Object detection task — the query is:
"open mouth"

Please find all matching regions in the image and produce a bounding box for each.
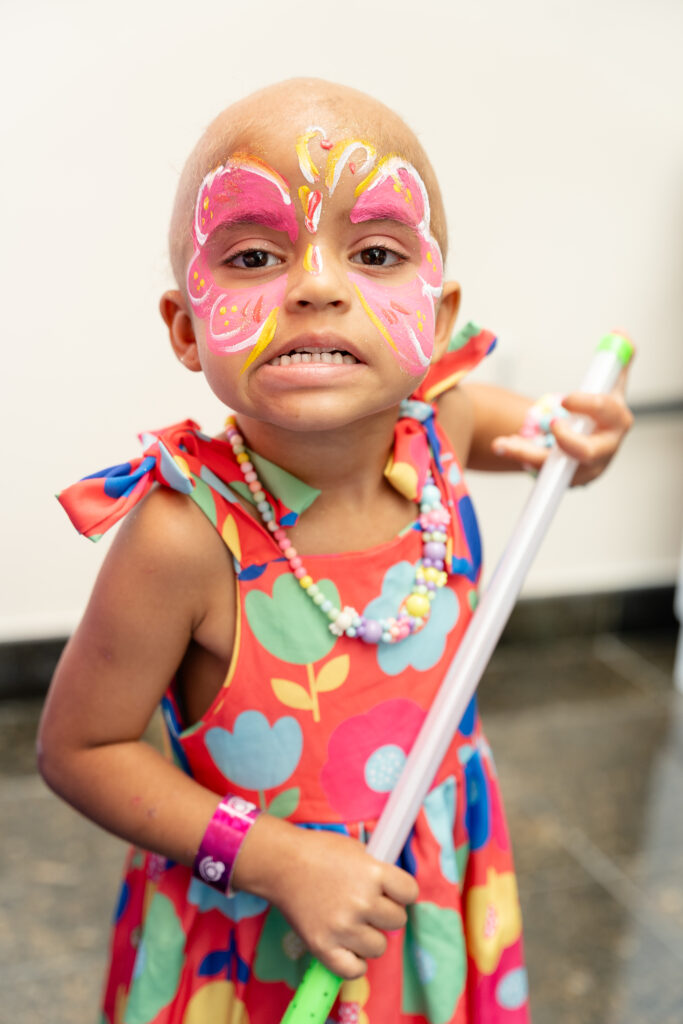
[267,347,359,366]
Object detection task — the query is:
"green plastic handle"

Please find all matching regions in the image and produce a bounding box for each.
[280,959,342,1023]
[596,330,634,366]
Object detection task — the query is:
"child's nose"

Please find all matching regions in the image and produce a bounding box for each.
[284,248,353,313]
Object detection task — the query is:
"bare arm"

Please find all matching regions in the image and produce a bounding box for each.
[38,487,417,978]
[38,487,235,864]
[438,373,634,485]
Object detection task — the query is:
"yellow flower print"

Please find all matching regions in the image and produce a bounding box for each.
[338,974,370,1023]
[465,868,522,975]
[182,980,250,1024]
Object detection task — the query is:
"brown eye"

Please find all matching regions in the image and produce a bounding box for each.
[351,247,402,267]
[228,250,280,269]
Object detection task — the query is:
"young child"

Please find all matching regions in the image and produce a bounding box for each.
[39,78,633,1024]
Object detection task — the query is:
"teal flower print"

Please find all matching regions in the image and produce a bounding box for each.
[125,893,185,1023]
[402,901,466,1023]
[187,879,268,921]
[363,561,459,675]
[423,775,469,885]
[253,906,310,989]
[205,711,302,815]
[245,573,340,665]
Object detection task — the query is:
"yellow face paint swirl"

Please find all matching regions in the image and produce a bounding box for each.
[295,126,327,183]
[353,283,397,352]
[239,308,279,374]
[324,139,377,194]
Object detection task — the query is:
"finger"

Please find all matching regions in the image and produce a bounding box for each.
[551,419,623,464]
[562,391,633,430]
[382,865,420,906]
[491,435,550,470]
[349,924,388,961]
[366,894,408,933]
[324,947,367,981]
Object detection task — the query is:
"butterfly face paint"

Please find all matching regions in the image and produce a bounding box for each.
[187,157,298,370]
[186,140,443,380]
[349,156,443,375]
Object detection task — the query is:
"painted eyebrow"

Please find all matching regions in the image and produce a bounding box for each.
[349,204,420,231]
[205,209,294,232]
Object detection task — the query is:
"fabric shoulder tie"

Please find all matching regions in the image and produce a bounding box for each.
[412,322,496,403]
[57,419,299,544]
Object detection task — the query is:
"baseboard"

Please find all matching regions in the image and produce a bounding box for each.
[502,585,677,643]
[0,586,677,699]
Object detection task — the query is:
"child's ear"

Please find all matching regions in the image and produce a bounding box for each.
[159,290,202,372]
[433,281,461,361]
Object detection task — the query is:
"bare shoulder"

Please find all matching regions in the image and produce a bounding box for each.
[434,385,476,468]
[93,484,237,659]
[41,487,236,749]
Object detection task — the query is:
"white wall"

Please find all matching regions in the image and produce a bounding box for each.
[2,0,682,640]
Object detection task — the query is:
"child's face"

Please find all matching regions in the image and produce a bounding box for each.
[169,119,459,433]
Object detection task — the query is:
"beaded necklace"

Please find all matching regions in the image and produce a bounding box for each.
[225,418,450,645]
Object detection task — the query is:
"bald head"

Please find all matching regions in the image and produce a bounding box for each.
[169,78,448,287]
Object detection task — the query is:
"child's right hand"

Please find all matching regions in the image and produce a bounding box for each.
[232,813,419,979]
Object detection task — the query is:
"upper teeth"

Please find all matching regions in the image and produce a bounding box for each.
[268,349,358,366]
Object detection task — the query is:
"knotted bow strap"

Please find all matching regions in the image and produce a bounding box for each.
[387,322,497,501]
[414,322,497,404]
[57,419,301,544]
[386,400,440,503]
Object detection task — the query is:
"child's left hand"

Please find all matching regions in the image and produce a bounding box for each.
[492,379,634,487]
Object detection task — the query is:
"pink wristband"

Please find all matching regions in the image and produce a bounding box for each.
[193,795,260,894]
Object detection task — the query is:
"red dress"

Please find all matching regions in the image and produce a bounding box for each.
[59,325,529,1024]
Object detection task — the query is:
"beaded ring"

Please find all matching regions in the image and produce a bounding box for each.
[520,393,568,448]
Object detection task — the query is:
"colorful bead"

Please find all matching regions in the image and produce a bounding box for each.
[405,593,431,618]
[225,416,452,646]
[361,619,383,644]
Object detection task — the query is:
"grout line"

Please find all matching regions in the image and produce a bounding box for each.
[555,818,683,965]
[593,634,676,697]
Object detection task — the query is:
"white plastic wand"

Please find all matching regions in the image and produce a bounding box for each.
[281,331,634,1023]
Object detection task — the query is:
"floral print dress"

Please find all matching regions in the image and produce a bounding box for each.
[59,325,530,1024]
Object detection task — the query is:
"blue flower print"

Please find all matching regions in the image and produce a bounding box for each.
[188,878,268,921]
[464,749,490,851]
[458,696,476,738]
[199,932,250,984]
[205,711,302,791]
[363,561,459,676]
[423,776,459,884]
[496,967,529,1010]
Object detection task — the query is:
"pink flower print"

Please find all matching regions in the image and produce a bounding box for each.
[320,699,426,820]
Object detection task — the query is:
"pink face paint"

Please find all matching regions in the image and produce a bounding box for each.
[299,186,323,233]
[303,244,323,275]
[349,157,444,375]
[188,157,297,360]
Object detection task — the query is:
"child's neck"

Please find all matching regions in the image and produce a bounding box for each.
[235,407,399,501]
[234,407,415,554]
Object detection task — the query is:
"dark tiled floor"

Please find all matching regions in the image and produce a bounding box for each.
[1,627,681,1023]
